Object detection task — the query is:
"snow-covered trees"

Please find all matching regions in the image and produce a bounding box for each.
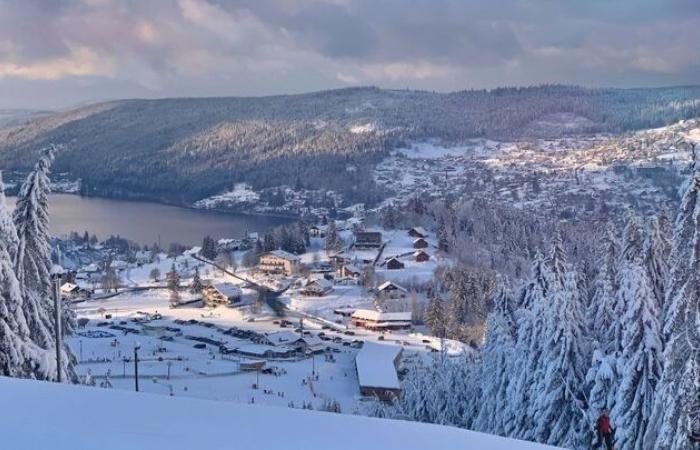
[324,220,341,253]
[189,267,204,294]
[612,263,662,450]
[530,270,588,448]
[0,150,76,381]
[647,151,700,450]
[13,149,56,350]
[373,352,480,430]
[473,282,516,436]
[200,235,217,260]
[166,263,181,305]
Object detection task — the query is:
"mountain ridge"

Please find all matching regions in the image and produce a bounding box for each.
[0,85,699,206]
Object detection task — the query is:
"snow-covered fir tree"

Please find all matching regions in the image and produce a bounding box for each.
[474,281,517,436]
[612,263,662,450]
[646,145,700,450]
[586,227,620,348]
[372,352,480,430]
[12,149,56,350]
[643,216,669,313]
[530,270,589,448]
[11,148,76,381]
[504,252,549,439]
[621,211,644,265]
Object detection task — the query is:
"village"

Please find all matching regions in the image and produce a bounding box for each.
[58,220,465,413]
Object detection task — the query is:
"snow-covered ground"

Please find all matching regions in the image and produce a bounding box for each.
[0,377,562,450]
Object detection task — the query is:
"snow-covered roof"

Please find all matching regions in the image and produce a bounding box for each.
[209,282,242,298]
[265,331,303,346]
[304,278,333,289]
[376,281,407,292]
[0,378,560,450]
[409,226,428,236]
[351,309,412,322]
[234,343,280,356]
[413,250,430,257]
[262,250,301,261]
[355,342,402,390]
[60,282,79,293]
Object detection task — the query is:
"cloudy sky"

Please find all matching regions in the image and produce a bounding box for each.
[0,0,698,109]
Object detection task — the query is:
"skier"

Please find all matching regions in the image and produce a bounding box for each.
[596,409,615,450]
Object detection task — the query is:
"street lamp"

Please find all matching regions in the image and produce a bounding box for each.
[50,264,64,382]
[134,343,141,392]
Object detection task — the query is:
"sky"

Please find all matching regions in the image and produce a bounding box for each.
[0,0,698,109]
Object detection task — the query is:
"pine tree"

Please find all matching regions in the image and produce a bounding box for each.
[621,211,644,264]
[325,220,341,253]
[643,216,669,313]
[474,281,516,436]
[13,148,56,350]
[166,263,181,305]
[612,263,662,450]
[505,252,549,439]
[425,297,446,338]
[585,349,618,443]
[189,267,204,294]
[530,271,588,448]
[200,235,217,260]
[647,148,700,450]
[586,228,619,347]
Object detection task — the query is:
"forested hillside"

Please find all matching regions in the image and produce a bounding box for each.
[0,85,699,205]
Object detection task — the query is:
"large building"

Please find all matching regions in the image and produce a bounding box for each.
[351,309,412,331]
[202,282,242,307]
[353,230,382,249]
[258,250,301,276]
[355,342,403,401]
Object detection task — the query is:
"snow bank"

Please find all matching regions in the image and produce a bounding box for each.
[0,377,560,450]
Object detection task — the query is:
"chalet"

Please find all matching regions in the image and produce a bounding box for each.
[60,282,81,298]
[338,264,362,278]
[351,309,412,331]
[202,282,242,307]
[407,227,428,238]
[258,250,301,276]
[355,342,403,402]
[353,230,382,249]
[299,278,334,297]
[414,250,430,262]
[385,257,405,270]
[376,281,407,299]
[412,238,429,249]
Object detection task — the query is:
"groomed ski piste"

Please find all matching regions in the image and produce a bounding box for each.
[0,377,562,450]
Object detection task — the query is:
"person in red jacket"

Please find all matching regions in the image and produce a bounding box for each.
[596,409,615,450]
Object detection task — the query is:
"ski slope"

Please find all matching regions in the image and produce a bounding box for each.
[0,377,561,450]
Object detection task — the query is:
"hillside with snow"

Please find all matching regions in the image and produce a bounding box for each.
[0,377,560,450]
[0,85,698,206]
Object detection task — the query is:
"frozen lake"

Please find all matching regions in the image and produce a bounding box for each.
[6,193,292,246]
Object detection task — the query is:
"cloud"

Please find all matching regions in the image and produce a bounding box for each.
[0,0,698,108]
